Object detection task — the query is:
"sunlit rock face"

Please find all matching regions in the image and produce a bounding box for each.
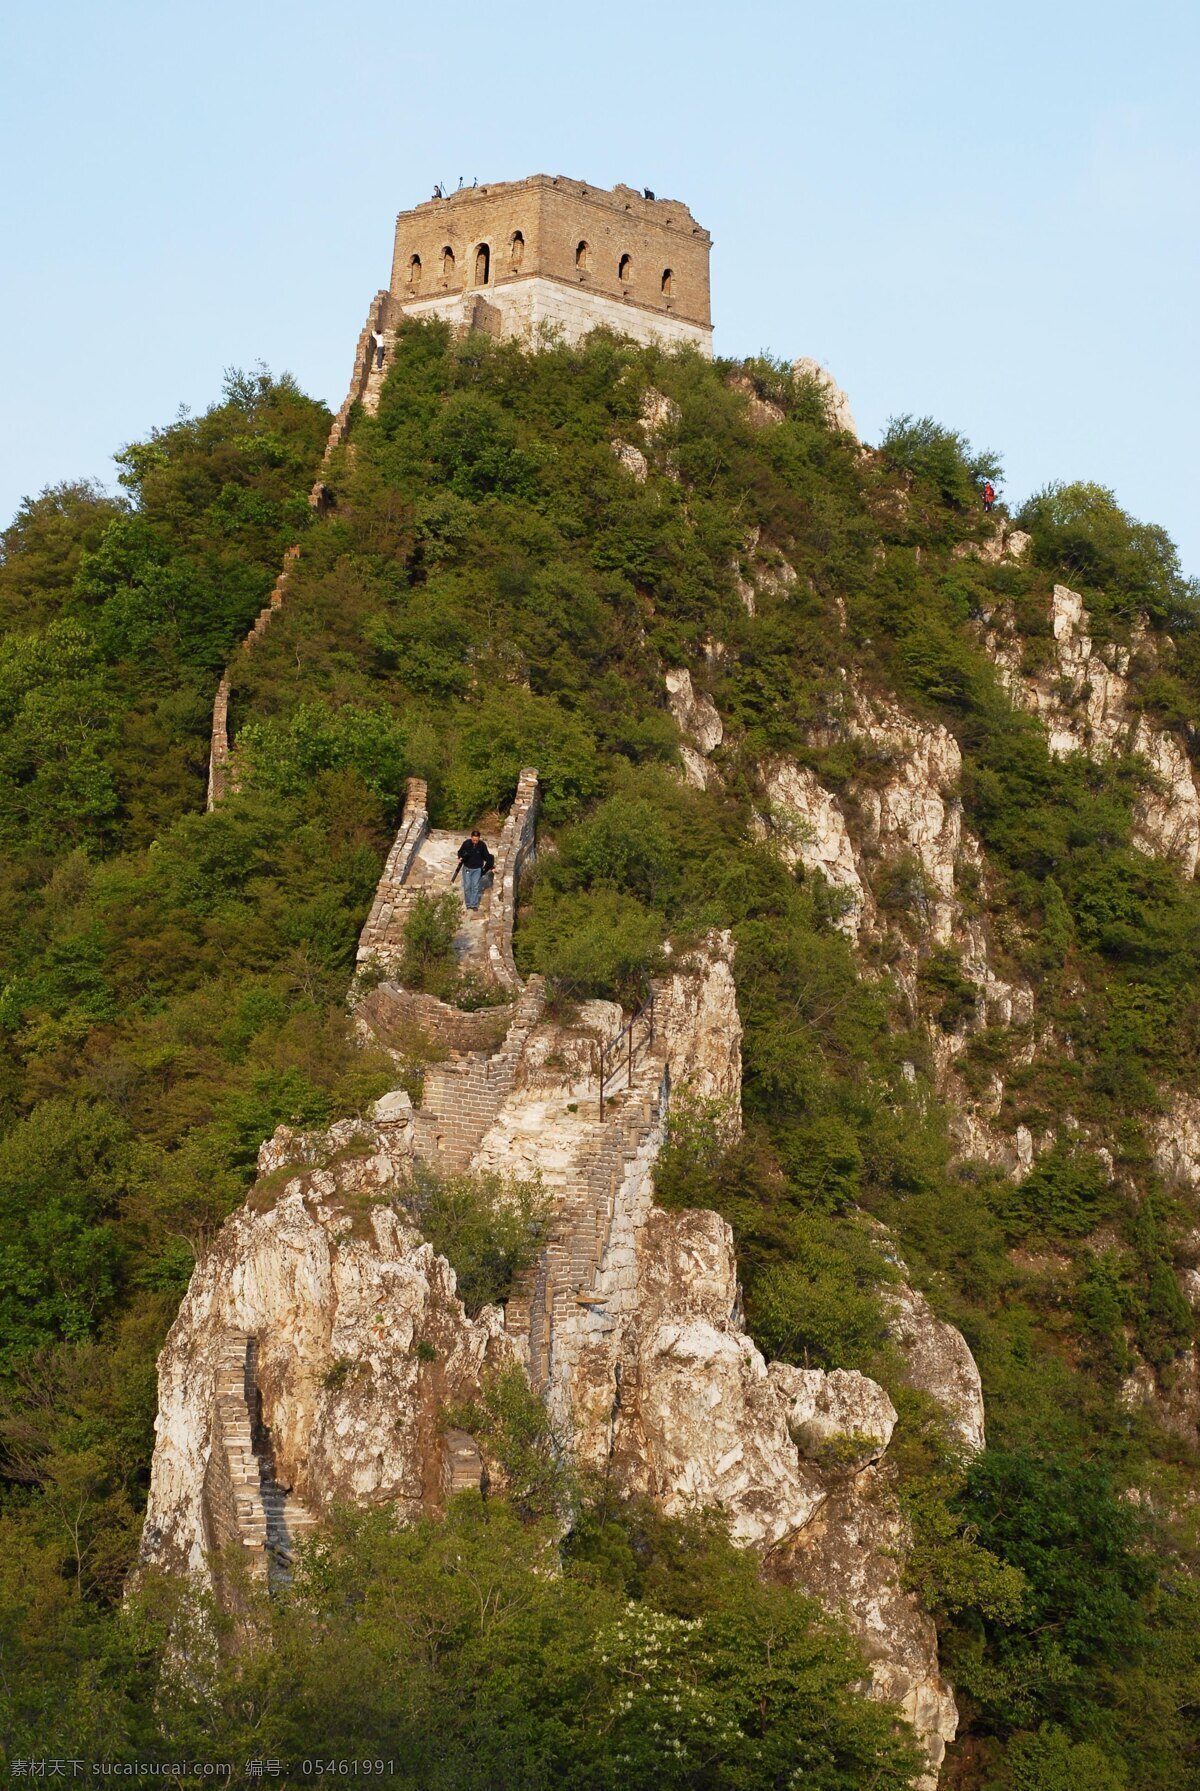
[141,911,971,1776]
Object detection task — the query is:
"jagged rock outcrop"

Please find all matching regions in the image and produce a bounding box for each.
[727,371,786,428]
[952,521,1031,566]
[665,666,723,788]
[846,691,968,948]
[657,928,742,1111]
[881,1281,986,1455]
[1151,1091,1200,1195]
[140,1106,513,1582]
[758,758,868,939]
[611,438,648,481]
[778,1478,958,1784]
[979,584,1200,875]
[733,525,798,616]
[754,685,1034,1175]
[792,356,859,439]
[608,1206,829,1546]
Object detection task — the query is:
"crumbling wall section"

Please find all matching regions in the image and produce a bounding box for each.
[411,980,547,1171]
[207,677,233,813]
[484,767,540,988]
[203,543,302,810]
[355,777,431,969]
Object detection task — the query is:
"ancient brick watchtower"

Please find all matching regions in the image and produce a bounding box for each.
[388,175,712,355]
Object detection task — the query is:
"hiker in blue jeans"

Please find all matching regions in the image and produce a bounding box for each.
[456,829,494,910]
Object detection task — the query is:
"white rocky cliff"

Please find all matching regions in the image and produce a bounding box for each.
[978,582,1200,875]
[753,679,1035,1175]
[140,772,981,1782]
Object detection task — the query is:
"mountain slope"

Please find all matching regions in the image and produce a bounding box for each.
[1,325,1198,1787]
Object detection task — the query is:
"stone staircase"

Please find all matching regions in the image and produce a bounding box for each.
[204,1334,319,1591]
[356,770,538,988]
[502,1042,670,1395]
[412,979,548,1172]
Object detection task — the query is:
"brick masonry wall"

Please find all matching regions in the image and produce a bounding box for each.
[207,677,232,813]
[355,777,431,968]
[484,767,541,989]
[205,282,401,810]
[356,983,514,1056]
[411,980,547,1173]
[200,1334,269,1582]
[390,176,710,329]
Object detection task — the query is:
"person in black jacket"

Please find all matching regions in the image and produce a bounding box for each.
[456,829,494,911]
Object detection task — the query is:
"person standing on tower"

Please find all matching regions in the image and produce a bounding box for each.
[455,829,495,911]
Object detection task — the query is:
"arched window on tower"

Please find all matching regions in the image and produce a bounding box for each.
[408,254,422,290]
[661,267,673,296]
[576,239,590,271]
[618,253,633,285]
[441,245,456,280]
[474,242,490,286]
[510,230,525,270]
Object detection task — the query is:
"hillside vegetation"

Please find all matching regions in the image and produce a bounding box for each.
[1,326,1199,1787]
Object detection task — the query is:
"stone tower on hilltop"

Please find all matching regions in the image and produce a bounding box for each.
[387,175,712,355]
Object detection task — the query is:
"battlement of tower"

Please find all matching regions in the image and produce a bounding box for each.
[387,174,713,355]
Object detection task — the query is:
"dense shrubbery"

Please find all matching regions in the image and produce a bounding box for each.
[0,1491,922,1788]
[401,1167,549,1315]
[1,323,1199,1784]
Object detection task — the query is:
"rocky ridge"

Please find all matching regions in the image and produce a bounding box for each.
[141,771,982,1783]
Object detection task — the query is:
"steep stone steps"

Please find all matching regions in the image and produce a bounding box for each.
[202,1334,319,1592]
[503,1050,668,1392]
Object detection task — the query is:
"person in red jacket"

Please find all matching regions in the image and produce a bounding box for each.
[983,480,996,514]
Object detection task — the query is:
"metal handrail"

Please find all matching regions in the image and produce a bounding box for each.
[598,983,656,1117]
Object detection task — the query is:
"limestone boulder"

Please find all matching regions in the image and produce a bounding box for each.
[792,357,859,439]
[881,1280,986,1455]
[665,666,723,756]
[758,758,868,938]
[770,1363,897,1467]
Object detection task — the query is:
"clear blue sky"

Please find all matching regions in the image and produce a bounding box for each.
[3,0,1197,573]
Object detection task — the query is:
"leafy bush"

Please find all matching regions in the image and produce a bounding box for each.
[919,946,979,1031]
[952,1450,1155,1729]
[402,1165,549,1315]
[517,887,664,1003]
[988,1140,1118,1242]
[398,890,460,995]
[997,1726,1128,1791]
[748,1219,889,1371]
[1018,480,1196,630]
[881,414,1002,509]
[238,701,408,802]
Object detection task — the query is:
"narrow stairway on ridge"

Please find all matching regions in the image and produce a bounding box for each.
[403,826,495,975]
